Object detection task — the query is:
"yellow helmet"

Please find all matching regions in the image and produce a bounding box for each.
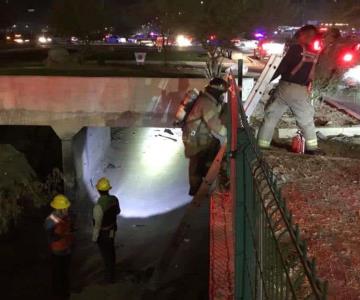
[96,177,112,191]
[51,194,71,210]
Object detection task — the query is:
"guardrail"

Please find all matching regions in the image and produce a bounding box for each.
[228,70,328,300]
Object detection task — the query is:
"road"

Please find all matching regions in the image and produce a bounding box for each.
[0,43,263,74]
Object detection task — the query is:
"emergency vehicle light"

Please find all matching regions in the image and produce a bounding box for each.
[343,52,354,63]
[312,40,322,52]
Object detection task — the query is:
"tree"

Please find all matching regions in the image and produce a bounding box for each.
[131,0,298,75]
[182,0,298,77]
[131,0,185,62]
[323,0,360,26]
[336,0,360,26]
[51,0,105,42]
[245,0,300,30]
[0,145,63,235]
[0,2,16,29]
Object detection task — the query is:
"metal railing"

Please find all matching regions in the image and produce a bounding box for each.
[228,72,328,300]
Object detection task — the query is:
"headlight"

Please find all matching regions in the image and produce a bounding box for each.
[38,36,47,44]
[344,65,360,83]
[176,35,192,47]
[262,42,285,55]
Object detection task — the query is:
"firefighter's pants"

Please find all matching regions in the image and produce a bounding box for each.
[258,81,318,150]
[188,140,220,196]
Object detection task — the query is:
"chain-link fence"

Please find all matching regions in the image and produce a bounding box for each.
[228,74,328,300]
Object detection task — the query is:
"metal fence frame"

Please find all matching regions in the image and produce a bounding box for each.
[228,68,328,300]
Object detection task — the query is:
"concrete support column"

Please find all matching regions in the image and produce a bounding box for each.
[61,138,76,198]
[52,124,82,198]
[72,127,111,200]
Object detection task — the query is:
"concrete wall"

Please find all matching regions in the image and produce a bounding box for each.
[0,76,208,130]
[73,127,111,189]
[72,127,111,232]
[0,76,207,196]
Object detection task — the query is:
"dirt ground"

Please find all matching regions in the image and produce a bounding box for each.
[252,89,360,299]
[264,139,360,300]
[252,101,360,129]
[0,144,55,300]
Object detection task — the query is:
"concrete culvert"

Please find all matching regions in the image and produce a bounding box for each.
[63,127,210,299]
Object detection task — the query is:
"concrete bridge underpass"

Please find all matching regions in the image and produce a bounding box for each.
[0,75,215,299]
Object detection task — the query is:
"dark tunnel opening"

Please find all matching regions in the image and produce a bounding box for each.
[0,125,62,179]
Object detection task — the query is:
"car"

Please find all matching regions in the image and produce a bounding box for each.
[137,39,156,47]
[335,38,360,87]
[255,39,286,59]
[7,33,32,44]
[37,35,53,45]
[104,34,127,44]
[233,39,258,53]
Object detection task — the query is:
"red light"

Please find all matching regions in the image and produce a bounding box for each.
[319,27,328,32]
[343,52,354,63]
[313,40,322,52]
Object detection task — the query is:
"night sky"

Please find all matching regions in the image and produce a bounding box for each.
[0,0,350,29]
[1,0,138,21]
[0,0,131,28]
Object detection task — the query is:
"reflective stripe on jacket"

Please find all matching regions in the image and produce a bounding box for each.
[182,92,227,157]
[45,213,73,254]
[92,195,121,242]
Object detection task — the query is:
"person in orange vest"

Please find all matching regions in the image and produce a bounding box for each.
[92,178,121,284]
[44,194,74,299]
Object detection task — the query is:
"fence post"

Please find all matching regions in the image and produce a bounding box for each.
[234,59,252,300]
[235,128,253,300]
[238,59,243,103]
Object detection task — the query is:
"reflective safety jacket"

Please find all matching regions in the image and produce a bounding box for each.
[45,213,74,255]
[92,195,121,242]
[273,44,319,86]
[182,92,227,158]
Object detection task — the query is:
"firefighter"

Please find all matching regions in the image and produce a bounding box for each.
[258,25,324,155]
[44,194,74,299]
[92,177,121,283]
[182,78,228,196]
